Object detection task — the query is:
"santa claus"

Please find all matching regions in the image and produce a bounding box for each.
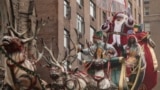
[101,12,134,55]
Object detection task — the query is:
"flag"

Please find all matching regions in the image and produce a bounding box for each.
[96,0,128,13]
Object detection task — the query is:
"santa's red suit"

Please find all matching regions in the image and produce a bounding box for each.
[135,32,158,90]
[101,13,134,56]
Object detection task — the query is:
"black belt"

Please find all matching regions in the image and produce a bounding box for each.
[109,32,127,36]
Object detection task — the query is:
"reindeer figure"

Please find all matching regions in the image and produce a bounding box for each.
[0,27,50,90]
[41,39,88,90]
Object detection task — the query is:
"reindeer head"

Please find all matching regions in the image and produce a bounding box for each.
[41,36,78,81]
[2,35,24,53]
[49,65,65,80]
[2,26,35,54]
[2,19,47,54]
[44,56,67,81]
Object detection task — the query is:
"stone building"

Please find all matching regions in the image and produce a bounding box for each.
[144,0,160,89]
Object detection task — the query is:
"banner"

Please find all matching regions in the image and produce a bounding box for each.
[96,0,128,13]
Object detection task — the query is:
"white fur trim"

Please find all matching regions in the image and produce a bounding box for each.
[101,24,110,32]
[117,13,126,17]
[125,19,134,28]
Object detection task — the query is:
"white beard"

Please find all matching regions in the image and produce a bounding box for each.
[112,19,125,46]
[114,19,125,32]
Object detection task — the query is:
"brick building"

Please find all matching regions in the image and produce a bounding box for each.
[34,0,144,82]
[35,0,144,60]
[144,0,160,89]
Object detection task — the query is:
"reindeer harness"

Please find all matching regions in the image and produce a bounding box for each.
[0,47,45,90]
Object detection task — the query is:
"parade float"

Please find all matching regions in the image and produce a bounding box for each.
[0,0,158,90]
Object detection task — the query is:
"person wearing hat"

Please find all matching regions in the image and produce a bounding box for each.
[101,12,134,56]
[123,35,146,90]
[134,30,158,90]
[126,24,158,89]
[79,31,117,58]
[132,24,142,34]
[77,31,131,89]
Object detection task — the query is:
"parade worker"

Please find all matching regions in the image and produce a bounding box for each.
[79,31,118,59]
[78,31,128,90]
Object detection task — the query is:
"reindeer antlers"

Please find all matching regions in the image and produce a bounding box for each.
[41,39,64,72]
[7,18,49,44]
[7,25,27,38]
[41,28,83,72]
[33,45,44,64]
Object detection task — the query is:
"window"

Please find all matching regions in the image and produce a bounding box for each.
[90,27,95,42]
[77,45,82,60]
[139,0,141,7]
[77,0,83,6]
[136,0,139,6]
[90,1,96,18]
[135,9,136,20]
[144,7,149,15]
[64,29,69,48]
[128,2,133,14]
[76,14,84,34]
[103,12,106,23]
[127,2,132,15]
[138,14,141,24]
[144,23,150,31]
[64,0,71,18]
[144,0,149,4]
[0,13,1,32]
[64,0,68,17]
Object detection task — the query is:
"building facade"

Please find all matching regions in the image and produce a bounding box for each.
[35,0,144,58]
[144,0,160,89]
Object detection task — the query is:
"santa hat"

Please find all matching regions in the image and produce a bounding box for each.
[127,35,138,43]
[93,31,103,40]
[117,13,125,18]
